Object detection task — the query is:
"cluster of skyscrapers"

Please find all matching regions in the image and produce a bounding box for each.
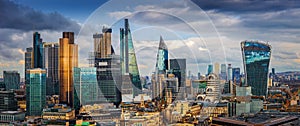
[0,16,280,125]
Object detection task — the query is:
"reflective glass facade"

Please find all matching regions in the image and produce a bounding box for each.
[33,32,43,68]
[241,41,271,96]
[26,68,46,116]
[59,32,78,107]
[73,67,98,110]
[207,65,213,75]
[156,36,168,74]
[120,19,142,97]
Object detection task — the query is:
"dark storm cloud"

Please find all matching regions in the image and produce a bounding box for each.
[0,0,80,32]
[191,0,300,13]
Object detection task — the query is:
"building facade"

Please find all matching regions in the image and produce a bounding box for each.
[33,32,43,68]
[59,32,78,107]
[3,71,20,90]
[120,19,142,97]
[26,68,46,116]
[73,67,98,110]
[0,91,18,111]
[241,41,271,96]
[43,42,59,95]
[25,47,33,85]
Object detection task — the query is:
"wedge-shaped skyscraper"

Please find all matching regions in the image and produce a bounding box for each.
[120,19,142,97]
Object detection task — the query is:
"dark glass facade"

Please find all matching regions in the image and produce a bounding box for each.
[43,43,59,95]
[232,68,240,85]
[3,71,20,90]
[241,41,271,96]
[33,32,43,68]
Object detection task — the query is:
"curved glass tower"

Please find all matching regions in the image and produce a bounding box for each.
[241,41,271,96]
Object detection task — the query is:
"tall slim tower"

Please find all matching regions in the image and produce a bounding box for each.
[207,65,213,75]
[120,19,142,97]
[59,32,78,107]
[43,42,59,95]
[25,47,33,85]
[214,62,220,75]
[241,41,271,96]
[220,64,227,80]
[33,32,43,68]
[26,68,46,116]
[156,36,168,75]
[227,64,232,81]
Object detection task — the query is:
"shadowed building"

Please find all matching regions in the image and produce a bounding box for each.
[43,42,59,95]
[59,32,78,107]
[3,71,20,90]
[33,32,43,68]
[241,41,271,96]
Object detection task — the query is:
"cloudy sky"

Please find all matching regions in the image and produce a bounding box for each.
[0,0,300,78]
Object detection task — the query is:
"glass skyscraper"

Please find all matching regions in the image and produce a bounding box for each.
[33,32,43,68]
[156,36,168,75]
[59,32,78,107]
[220,64,227,80]
[26,68,46,116]
[92,27,121,106]
[207,64,213,75]
[241,41,271,96]
[43,42,59,95]
[120,19,142,97]
[232,68,241,85]
[73,67,98,110]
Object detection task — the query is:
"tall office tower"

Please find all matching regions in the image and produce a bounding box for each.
[93,28,112,58]
[3,71,20,90]
[26,68,46,116]
[59,32,78,107]
[169,59,186,99]
[120,19,142,97]
[214,62,220,75]
[232,68,241,85]
[152,36,169,99]
[220,64,227,80]
[43,42,59,95]
[33,32,43,68]
[241,41,271,96]
[227,64,232,81]
[155,36,168,75]
[205,73,220,103]
[25,47,33,84]
[73,67,98,110]
[92,27,121,106]
[207,64,213,75]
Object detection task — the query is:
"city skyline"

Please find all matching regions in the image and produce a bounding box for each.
[0,0,300,78]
